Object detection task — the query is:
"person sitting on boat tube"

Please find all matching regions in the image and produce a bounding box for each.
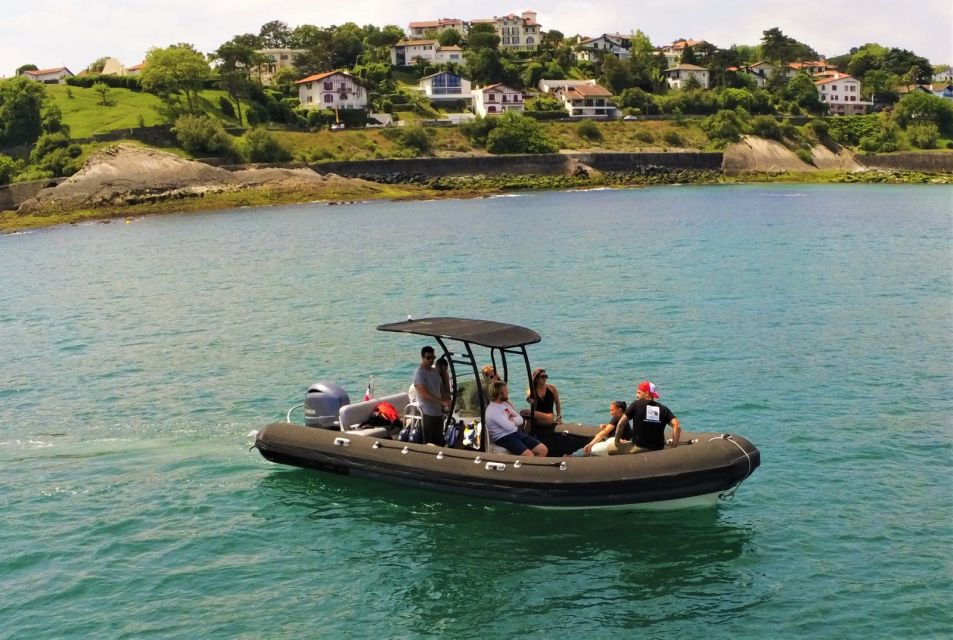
[522,368,562,432]
[569,400,627,457]
[611,381,681,454]
[486,380,548,457]
[413,346,449,445]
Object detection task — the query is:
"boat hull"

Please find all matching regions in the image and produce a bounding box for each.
[254,422,760,509]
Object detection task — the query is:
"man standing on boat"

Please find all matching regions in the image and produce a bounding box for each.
[612,381,681,454]
[413,346,447,445]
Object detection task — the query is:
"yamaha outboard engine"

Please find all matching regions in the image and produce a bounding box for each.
[303,381,350,428]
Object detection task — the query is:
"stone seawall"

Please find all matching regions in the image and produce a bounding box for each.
[856,152,953,172]
[0,178,66,212]
[312,152,724,179]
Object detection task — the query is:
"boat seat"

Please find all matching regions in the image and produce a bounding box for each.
[338,392,411,435]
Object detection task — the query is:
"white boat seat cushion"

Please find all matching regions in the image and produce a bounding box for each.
[338,392,411,432]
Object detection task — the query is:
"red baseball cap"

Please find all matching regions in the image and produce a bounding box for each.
[638,381,660,399]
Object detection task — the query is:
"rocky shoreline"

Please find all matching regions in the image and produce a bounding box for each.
[2,141,951,233]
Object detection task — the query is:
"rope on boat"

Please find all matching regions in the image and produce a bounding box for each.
[710,434,754,501]
[370,439,567,468]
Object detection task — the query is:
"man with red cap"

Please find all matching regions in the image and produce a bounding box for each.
[611,380,681,455]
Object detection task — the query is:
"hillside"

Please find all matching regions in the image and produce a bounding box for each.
[47,85,239,138]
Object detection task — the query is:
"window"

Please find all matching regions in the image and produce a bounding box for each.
[324,94,333,103]
[324,82,333,90]
[526,36,534,44]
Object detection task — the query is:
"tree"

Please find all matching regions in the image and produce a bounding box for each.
[437,29,463,47]
[0,76,48,145]
[761,27,816,64]
[140,44,211,113]
[599,55,634,94]
[259,20,292,48]
[92,82,111,106]
[172,113,237,157]
[485,111,558,154]
[212,37,259,125]
[15,64,37,76]
[785,73,822,113]
[467,23,500,50]
[88,57,110,73]
[541,29,564,49]
[892,92,953,134]
[680,46,697,65]
[465,48,504,85]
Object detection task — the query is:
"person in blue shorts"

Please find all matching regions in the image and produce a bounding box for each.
[485,380,548,457]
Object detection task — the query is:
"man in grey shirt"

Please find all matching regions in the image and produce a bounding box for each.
[413,346,447,444]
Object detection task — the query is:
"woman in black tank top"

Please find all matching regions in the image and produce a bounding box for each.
[525,368,562,430]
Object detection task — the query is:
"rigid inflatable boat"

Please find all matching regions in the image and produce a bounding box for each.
[255,318,760,509]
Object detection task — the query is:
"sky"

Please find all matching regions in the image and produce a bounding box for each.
[3,0,951,76]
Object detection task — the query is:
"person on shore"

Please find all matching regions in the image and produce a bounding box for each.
[612,381,680,454]
[524,368,562,432]
[570,400,627,457]
[412,346,447,445]
[485,380,548,457]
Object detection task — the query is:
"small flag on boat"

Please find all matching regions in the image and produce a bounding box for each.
[363,375,374,401]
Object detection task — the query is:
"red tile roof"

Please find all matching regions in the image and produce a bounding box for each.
[296,70,354,84]
[24,67,71,76]
[561,84,614,98]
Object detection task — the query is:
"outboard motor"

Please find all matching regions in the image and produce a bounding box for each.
[303,381,350,428]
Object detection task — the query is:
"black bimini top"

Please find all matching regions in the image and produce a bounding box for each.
[377,317,541,349]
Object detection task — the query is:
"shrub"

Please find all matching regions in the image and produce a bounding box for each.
[807,118,830,141]
[0,154,17,185]
[218,96,236,119]
[30,132,70,163]
[485,112,558,154]
[172,114,237,157]
[460,116,499,147]
[306,109,334,128]
[35,146,81,176]
[396,125,433,155]
[702,109,747,145]
[795,148,814,166]
[906,123,939,149]
[634,130,654,143]
[242,127,291,163]
[750,115,782,140]
[12,167,54,183]
[576,119,603,142]
[662,130,684,147]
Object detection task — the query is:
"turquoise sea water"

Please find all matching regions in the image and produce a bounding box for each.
[1,184,951,638]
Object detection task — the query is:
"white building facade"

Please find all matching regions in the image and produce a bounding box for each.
[815,74,870,115]
[473,83,524,116]
[419,71,472,102]
[664,64,710,90]
[296,71,367,110]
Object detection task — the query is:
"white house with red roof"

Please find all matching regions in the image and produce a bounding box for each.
[21,67,74,83]
[296,71,367,110]
[555,83,618,118]
[407,18,467,38]
[391,40,465,66]
[815,73,870,115]
[664,64,710,89]
[473,83,524,116]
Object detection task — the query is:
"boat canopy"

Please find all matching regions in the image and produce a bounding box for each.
[377,317,541,349]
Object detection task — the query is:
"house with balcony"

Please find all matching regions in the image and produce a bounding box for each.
[814,73,870,115]
[434,46,464,64]
[538,78,598,94]
[254,48,307,85]
[296,71,367,111]
[391,39,439,65]
[664,64,710,89]
[471,10,541,52]
[659,39,711,67]
[21,67,74,84]
[472,83,524,116]
[419,71,472,103]
[575,34,631,62]
[407,18,467,38]
[555,83,618,119]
